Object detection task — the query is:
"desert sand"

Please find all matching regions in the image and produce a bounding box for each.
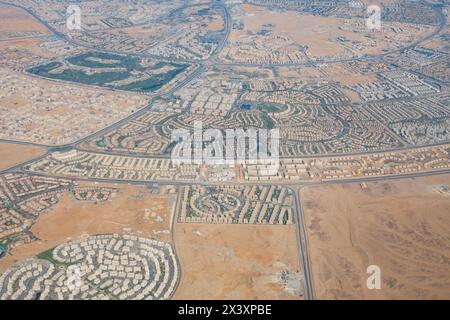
[300,174,450,299]
[173,223,303,300]
[236,4,384,58]
[0,142,46,170]
[0,4,49,36]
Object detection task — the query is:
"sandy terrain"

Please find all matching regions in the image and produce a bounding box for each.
[0,142,46,170]
[207,14,225,32]
[173,223,303,300]
[118,25,165,40]
[0,68,149,145]
[421,32,449,50]
[300,175,450,299]
[208,65,274,80]
[277,65,322,79]
[238,6,351,57]
[276,63,374,102]
[321,63,376,85]
[226,4,435,62]
[0,4,56,69]
[234,4,381,58]
[318,63,377,102]
[0,37,56,59]
[0,184,175,273]
[0,4,49,36]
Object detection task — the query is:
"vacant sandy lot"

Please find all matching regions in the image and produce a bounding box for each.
[0,4,49,36]
[0,142,46,170]
[0,37,57,59]
[173,223,303,300]
[0,184,175,273]
[321,63,376,85]
[207,14,225,32]
[301,175,450,299]
[238,5,351,57]
[227,3,434,62]
[234,4,389,58]
[277,65,322,79]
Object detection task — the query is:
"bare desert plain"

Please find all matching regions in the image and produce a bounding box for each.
[0,142,46,171]
[300,175,450,299]
[0,3,49,37]
[173,223,303,300]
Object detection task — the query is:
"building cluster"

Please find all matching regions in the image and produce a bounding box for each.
[241,89,402,156]
[242,144,450,182]
[179,185,294,225]
[349,78,410,102]
[220,34,309,65]
[245,0,337,17]
[0,234,178,300]
[349,70,440,102]
[0,173,116,254]
[340,19,434,54]
[381,2,440,25]
[80,92,266,156]
[0,173,72,250]
[71,187,116,202]
[248,0,440,27]
[222,0,437,65]
[76,29,160,55]
[189,87,238,116]
[18,0,223,61]
[23,142,450,185]
[39,38,83,57]
[26,150,200,182]
[367,95,450,145]
[380,71,440,96]
[148,27,218,61]
[80,111,174,155]
[244,79,306,92]
[385,46,449,83]
[3,0,181,34]
[344,60,394,74]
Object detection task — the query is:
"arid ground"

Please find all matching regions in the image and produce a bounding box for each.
[0,183,175,273]
[300,175,450,299]
[0,142,46,170]
[173,223,303,300]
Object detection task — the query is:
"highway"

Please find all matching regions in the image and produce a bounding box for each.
[210,1,232,59]
[169,189,184,298]
[293,188,315,300]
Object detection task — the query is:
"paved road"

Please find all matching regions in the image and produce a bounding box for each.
[293,189,315,300]
[210,1,232,58]
[169,189,184,298]
[12,165,450,191]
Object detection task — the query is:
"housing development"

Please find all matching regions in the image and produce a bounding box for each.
[0,0,449,301]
